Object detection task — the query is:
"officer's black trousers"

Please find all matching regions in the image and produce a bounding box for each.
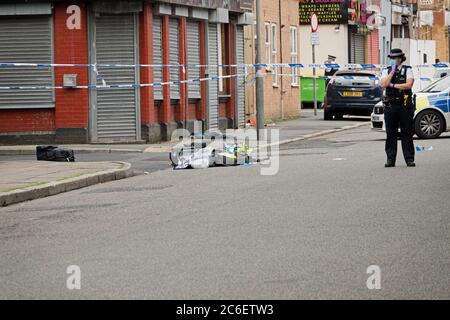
[384,104,415,163]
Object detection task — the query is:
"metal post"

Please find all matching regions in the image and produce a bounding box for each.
[255,0,265,140]
[312,44,317,116]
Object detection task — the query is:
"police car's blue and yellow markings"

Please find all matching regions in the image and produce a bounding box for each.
[371,79,450,138]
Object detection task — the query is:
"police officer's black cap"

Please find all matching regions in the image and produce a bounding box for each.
[388,48,405,58]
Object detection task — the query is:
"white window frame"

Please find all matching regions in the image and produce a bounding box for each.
[264,23,271,65]
[271,23,278,86]
[290,26,299,86]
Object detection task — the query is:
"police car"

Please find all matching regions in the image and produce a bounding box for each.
[371,75,450,139]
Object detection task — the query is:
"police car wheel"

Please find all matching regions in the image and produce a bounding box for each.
[415,110,444,139]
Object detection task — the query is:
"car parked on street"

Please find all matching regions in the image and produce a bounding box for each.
[371,75,450,139]
[323,70,383,120]
[414,67,450,92]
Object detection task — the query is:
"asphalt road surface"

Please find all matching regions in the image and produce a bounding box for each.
[1,127,449,299]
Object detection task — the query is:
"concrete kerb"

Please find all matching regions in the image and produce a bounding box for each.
[0,162,133,207]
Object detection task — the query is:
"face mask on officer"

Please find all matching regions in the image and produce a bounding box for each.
[389,57,403,66]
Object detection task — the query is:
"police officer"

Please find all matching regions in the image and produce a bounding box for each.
[324,55,338,77]
[380,48,416,168]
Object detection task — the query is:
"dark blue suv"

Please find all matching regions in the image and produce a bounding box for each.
[323,70,383,120]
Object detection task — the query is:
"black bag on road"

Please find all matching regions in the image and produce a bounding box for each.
[36,146,75,162]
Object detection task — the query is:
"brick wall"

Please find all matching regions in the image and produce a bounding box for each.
[0,109,55,133]
[433,10,449,62]
[54,1,89,130]
[139,2,156,125]
[245,0,300,121]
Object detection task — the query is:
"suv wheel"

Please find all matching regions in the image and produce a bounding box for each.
[415,110,444,139]
[324,108,333,121]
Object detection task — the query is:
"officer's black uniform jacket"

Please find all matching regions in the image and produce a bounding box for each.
[384,65,414,109]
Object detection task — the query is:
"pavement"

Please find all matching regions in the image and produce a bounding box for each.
[0,125,449,299]
[0,161,133,207]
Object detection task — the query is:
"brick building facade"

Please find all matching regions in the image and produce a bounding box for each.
[418,0,450,62]
[0,0,252,144]
[244,0,300,121]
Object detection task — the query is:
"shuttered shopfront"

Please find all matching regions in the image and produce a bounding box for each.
[0,1,253,144]
[207,23,219,130]
[169,18,180,100]
[0,9,54,109]
[186,20,201,99]
[349,32,366,64]
[235,25,245,128]
[90,13,140,142]
[153,15,163,100]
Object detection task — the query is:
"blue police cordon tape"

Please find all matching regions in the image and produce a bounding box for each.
[0,59,446,90]
[1,62,450,69]
[0,72,442,91]
[0,73,249,90]
[275,73,438,82]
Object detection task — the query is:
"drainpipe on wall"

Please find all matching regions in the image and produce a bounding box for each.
[251,21,256,118]
[255,0,265,137]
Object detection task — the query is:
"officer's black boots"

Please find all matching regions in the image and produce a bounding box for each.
[384,160,415,167]
[385,160,396,168]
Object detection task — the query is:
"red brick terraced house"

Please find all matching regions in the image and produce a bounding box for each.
[0,0,252,144]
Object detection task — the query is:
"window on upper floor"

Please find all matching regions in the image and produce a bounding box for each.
[290,26,299,86]
[271,23,278,86]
